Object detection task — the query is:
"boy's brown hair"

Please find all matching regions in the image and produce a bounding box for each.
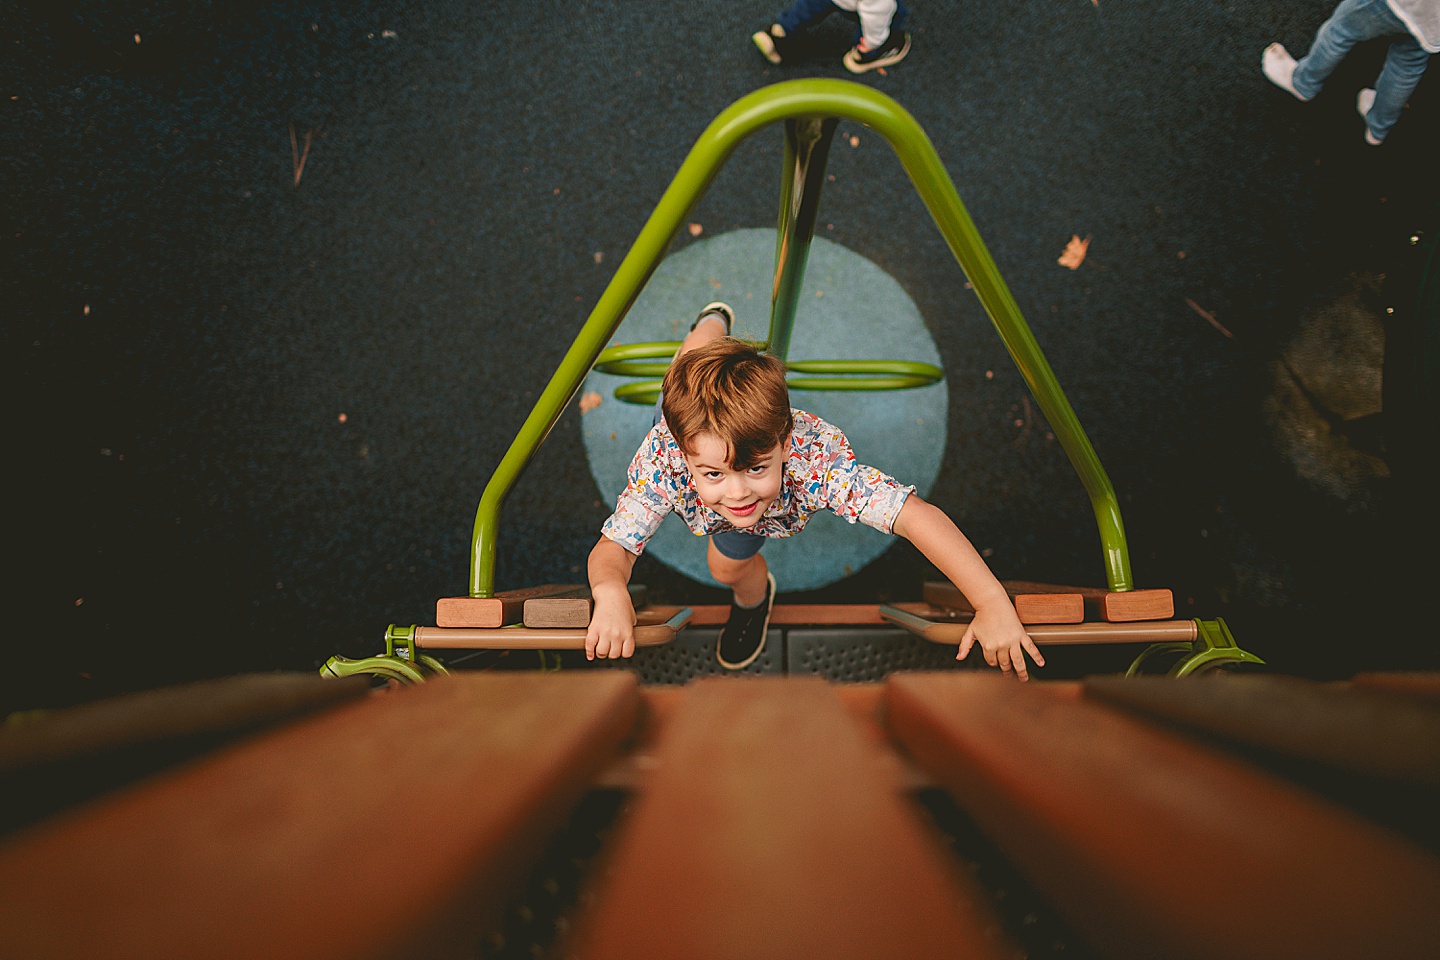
[661,337,793,469]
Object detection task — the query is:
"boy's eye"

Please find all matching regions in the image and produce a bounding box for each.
[748,463,769,475]
[703,471,724,481]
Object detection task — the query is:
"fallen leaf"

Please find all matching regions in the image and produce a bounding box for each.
[579,391,603,414]
[849,135,860,147]
[593,251,603,264]
[688,222,703,236]
[1057,234,1091,270]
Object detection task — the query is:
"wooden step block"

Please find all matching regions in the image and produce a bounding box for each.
[1083,587,1173,622]
[566,678,1018,960]
[924,580,1172,623]
[523,584,649,628]
[436,583,585,628]
[923,580,1083,624]
[0,672,641,960]
[885,674,1440,960]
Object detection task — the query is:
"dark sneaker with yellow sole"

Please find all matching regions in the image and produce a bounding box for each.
[751,24,795,65]
[717,572,775,670]
[843,29,911,73]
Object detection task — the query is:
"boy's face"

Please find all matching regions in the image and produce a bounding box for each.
[682,432,784,528]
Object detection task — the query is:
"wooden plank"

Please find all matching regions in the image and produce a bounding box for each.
[686,603,885,626]
[1084,675,1440,790]
[566,678,1019,960]
[416,605,690,650]
[1351,671,1440,701]
[522,584,649,628]
[886,674,1440,960]
[925,580,1173,623]
[435,583,585,628]
[0,673,641,960]
[0,672,369,838]
[882,603,1196,646]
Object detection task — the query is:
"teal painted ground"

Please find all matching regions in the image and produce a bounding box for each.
[581,228,947,592]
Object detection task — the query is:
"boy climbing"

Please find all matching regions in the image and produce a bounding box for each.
[585,302,1043,679]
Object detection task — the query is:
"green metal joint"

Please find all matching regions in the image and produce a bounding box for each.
[1125,618,1265,677]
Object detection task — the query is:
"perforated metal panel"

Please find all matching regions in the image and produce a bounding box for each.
[786,628,978,682]
[585,628,784,684]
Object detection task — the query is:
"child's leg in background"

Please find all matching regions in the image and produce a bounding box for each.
[1367,39,1429,140]
[777,0,843,36]
[1292,0,1406,99]
[707,534,770,607]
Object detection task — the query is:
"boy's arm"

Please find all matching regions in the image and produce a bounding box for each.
[891,495,1045,681]
[586,536,639,660]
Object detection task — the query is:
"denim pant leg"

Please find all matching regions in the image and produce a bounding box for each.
[778,0,841,35]
[1292,0,1410,99]
[1368,37,1430,139]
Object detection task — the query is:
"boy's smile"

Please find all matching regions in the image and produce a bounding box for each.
[682,433,784,529]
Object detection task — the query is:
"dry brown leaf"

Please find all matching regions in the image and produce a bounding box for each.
[849,135,860,147]
[1058,234,1091,270]
[687,222,703,237]
[579,391,603,414]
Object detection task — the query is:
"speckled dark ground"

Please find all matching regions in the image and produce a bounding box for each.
[4,0,1436,709]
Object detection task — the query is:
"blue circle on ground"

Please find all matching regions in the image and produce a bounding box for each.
[581,228,947,592]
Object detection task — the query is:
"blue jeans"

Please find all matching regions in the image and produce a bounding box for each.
[1292,0,1432,140]
[777,0,908,45]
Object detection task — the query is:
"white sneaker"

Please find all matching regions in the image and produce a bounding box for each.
[1262,43,1310,101]
[1356,88,1383,145]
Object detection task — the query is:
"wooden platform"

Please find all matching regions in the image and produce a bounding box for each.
[1,672,1436,959]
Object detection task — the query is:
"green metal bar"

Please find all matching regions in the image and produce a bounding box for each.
[768,117,839,360]
[468,79,1134,597]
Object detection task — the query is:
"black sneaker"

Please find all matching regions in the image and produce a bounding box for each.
[751,24,794,65]
[717,572,775,670]
[691,301,735,336]
[842,29,911,73]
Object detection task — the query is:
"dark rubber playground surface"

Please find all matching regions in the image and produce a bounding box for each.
[4,0,1436,708]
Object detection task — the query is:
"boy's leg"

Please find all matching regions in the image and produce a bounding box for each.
[1290,0,1404,100]
[708,534,775,670]
[1365,39,1430,141]
[676,301,734,358]
[776,0,842,36]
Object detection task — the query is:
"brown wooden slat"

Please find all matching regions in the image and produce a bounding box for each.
[925,580,1173,623]
[0,673,370,838]
[416,605,689,650]
[567,678,1019,960]
[436,583,585,628]
[0,673,641,960]
[885,674,1440,960]
[686,603,885,626]
[1084,675,1440,789]
[1351,671,1440,701]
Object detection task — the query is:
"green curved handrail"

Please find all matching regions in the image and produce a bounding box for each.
[468,79,1133,598]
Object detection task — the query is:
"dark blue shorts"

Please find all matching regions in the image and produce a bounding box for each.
[654,394,766,562]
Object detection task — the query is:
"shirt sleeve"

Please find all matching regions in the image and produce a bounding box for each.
[794,415,915,535]
[600,426,679,555]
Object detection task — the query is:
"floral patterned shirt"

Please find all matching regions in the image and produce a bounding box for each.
[601,409,916,555]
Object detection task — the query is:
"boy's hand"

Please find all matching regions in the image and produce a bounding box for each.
[957,603,1045,681]
[586,585,636,660]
